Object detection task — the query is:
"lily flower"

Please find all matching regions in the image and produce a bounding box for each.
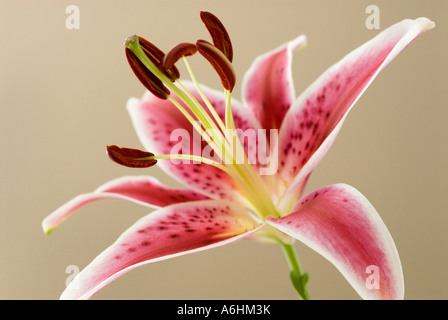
[42,12,434,300]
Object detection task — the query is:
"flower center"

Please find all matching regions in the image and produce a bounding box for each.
[111,12,281,222]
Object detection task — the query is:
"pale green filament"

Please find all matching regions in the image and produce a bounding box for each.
[147,154,225,169]
[224,89,235,130]
[181,57,227,133]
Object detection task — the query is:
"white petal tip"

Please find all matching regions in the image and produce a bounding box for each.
[125,97,142,113]
[289,35,308,51]
[41,219,53,235]
[414,17,435,31]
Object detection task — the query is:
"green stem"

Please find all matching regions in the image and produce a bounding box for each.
[281,243,310,300]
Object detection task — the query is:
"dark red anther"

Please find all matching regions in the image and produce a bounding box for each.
[163,43,197,79]
[125,47,170,99]
[138,36,180,82]
[200,11,233,62]
[137,36,165,67]
[196,39,236,92]
[106,145,157,168]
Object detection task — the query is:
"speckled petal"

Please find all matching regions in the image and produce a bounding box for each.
[42,176,208,234]
[276,18,434,213]
[60,200,262,300]
[242,35,307,130]
[267,184,403,300]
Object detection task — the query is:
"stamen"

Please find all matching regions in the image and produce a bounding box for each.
[122,15,281,221]
[200,11,233,62]
[137,36,179,81]
[136,36,164,65]
[125,35,229,163]
[163,43,197,80]
[150,154,225,167]
[196,40,236,92]
[106,145,157,168]
[125,47,170,99]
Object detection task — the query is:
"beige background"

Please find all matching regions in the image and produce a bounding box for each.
[0,0,446,300]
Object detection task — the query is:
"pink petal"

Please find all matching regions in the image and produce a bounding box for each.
[267,184,403,300]
[60,200,262,300]
[127,81,261,201]
[242,35,307,130]
[276,18,434,212]
[42,176,208,234]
